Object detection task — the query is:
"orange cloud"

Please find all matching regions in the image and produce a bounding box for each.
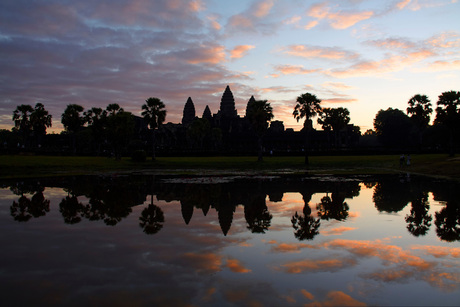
[396,0,411,10]
[427,59,460,71]
[271,242,317,253]
[304,20,319,30]
[230,45,255,59]
[283,45,359,60]
[270,65,319,77]
[322,82,354,89]
[228,14,254,30]
[207,15,222,30]
[182,252,222,274]
[367,38,416,50]
[322,98,358,104]
[305,291,366,307]
[322,226,357,236]
[411,245,460,258]
[186,44,226,64]
[307,3,374,29]
[301,289,314,300]
[280,258,357,274]
[226,258,251,273]
[252,0,274,18]
[189,0,204,12]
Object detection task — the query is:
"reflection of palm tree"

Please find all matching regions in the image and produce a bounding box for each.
[316,193,349,221]
[291,199,320,241]
[10,196,33,222]
[59,195,85,224]
[244,195,273,233]
[10,191,50,222]
[435,201,460,242]
[291,212,320,241]
[139,204,165,235]
[405,193,432,237]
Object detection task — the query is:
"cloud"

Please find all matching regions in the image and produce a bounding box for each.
[225,0,279,34]
[182,252,223,274]
[322,226,357,236]
[280,258,358,274]
[269,65,320,77]
[252,0,275,18]
[304,291,366,307]
[282,45,359,60]
[270,242,317,253]
[225,258,251,273]
[307,3,374,30]
[230,45,255,59]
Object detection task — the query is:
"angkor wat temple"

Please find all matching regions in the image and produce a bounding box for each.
[156,85,360,155]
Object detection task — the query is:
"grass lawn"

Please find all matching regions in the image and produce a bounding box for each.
[0,154,459,180]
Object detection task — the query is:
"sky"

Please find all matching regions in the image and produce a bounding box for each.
[1,0,459,133]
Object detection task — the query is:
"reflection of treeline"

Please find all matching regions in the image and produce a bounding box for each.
[4,174,460,241]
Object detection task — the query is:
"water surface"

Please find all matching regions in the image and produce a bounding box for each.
[1,174,459,306]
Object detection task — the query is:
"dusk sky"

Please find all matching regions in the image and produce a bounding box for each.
[1,0,459,133]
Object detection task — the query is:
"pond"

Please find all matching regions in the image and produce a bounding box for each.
[0,174,459,306]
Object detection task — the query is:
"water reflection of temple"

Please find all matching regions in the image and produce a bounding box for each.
[3,174,459,241]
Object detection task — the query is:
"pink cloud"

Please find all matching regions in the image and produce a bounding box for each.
[283,45,359,60]
[307,3,374,29]
[280,258,358,274]
[270,65,320,77]
[230,45,255,59]
[304,291,366,307]
[226,258,251,273]
[252,0,275,18]
[322,226,357,236]
[183,44,227,64]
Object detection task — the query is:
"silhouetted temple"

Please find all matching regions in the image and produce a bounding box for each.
[182,97,195,126]
[166,85,360,155]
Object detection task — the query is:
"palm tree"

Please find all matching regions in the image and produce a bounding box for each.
[293,93,322,165]
[434,91,460,156]
[246,98,274,161]
[61,104,85,154]
[141,97,166,160]
[318,107,350,149]
[406,94,432,150]
[12,104,34,148]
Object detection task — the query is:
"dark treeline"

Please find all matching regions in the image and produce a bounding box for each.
[3,174,460,241]
[2,87,460,159]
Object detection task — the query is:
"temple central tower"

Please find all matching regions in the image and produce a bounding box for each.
[219,85,237,118]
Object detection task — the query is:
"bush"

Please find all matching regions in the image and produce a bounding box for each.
[131,150,147,162]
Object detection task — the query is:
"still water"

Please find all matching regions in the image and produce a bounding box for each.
[0,174,459,306]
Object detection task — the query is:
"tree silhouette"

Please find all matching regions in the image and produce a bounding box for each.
[12,104,34,148]
[61,104,85,154]
[139,204,165,235]
[84,107,106,155]
[10,196,33,222]
[142,97,166,160]
[405,193,432,237]
[105,108,134,159]
[293,93,322,165]
[59,194,85,224]
[435,201,460,242]
[246,98,274,161]
[244,194,272,233]
[318,107,350,149]
[316,193,349,221]
[407,94,432,150]
[434,90,460,156]
[374,108,414,149]
[291,197,320,241]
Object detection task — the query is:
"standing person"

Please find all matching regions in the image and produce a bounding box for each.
[406,154,411,167]
[399,154,405,168]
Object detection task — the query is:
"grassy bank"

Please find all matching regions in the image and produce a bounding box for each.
[0,154,459,180]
